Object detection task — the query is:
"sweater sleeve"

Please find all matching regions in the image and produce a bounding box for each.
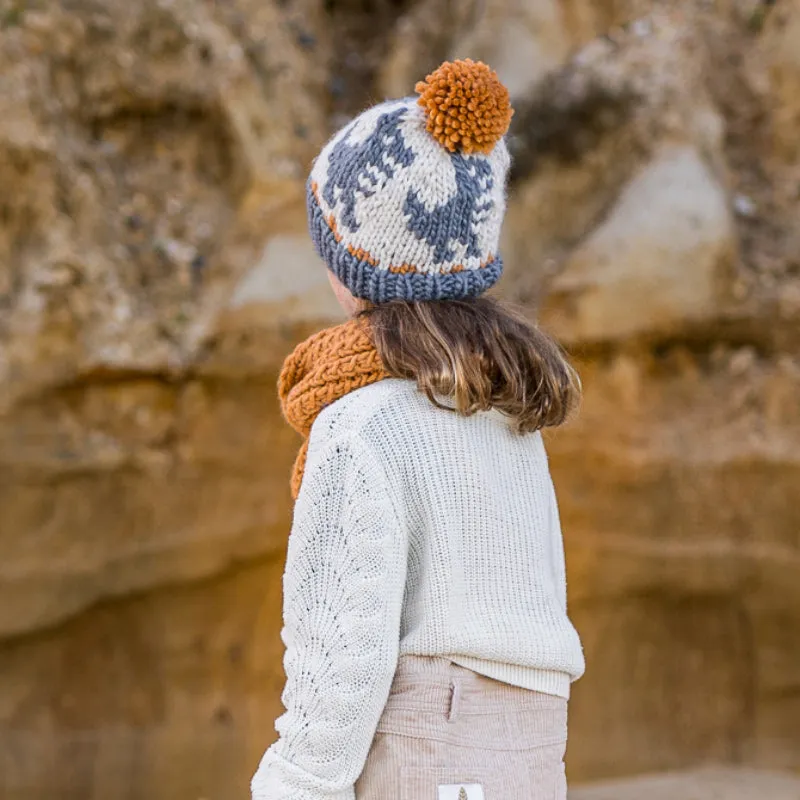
[251,433,407,800]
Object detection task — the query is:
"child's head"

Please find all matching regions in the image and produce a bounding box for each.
[308,58,512,304]
[308,59,579,432]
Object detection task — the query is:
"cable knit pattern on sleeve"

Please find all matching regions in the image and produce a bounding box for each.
[251,432,406,800]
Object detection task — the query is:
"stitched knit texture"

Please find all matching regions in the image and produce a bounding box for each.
[252,379,585,800]
[306,60,512,303]
[278,318,388,499]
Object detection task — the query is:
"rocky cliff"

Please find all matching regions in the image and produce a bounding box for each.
[0,1,798,798]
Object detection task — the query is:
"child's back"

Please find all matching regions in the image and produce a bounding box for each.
[310,377,584,695]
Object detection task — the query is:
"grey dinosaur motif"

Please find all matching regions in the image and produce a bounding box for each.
[403,155,494,264]
[322,107,416,232]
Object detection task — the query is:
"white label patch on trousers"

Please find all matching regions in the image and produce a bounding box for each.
[438,784,484,800]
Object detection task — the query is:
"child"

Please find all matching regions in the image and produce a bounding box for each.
[252,59,584,800]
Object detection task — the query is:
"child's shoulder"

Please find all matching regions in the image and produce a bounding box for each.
[310,378,418,444]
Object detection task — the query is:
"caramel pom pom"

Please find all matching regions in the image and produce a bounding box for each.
[415,59,513,155]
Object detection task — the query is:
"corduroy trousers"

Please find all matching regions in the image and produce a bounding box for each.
[355,656,568,800]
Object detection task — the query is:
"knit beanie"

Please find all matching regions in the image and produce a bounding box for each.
[307,59,514,304]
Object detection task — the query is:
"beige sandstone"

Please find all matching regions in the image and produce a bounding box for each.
[542,144,736,343]
[570,767,800,800]
[750,0,800,162]
[0,2,798,799]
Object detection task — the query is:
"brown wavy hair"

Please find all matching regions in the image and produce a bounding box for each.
[359,297,580,434]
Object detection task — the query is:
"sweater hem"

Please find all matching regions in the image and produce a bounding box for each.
[449,656,572,699]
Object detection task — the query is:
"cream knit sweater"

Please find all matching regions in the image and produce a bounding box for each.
[252,379,584,800]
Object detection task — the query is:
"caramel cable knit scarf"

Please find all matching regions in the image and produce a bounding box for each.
[278,318,388,499]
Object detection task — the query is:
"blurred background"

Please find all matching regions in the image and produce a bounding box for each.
[1,0,799,798]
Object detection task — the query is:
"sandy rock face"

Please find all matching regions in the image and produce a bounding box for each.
[0,2,799,799]
[0,559,287,800]
[570,767,800,800]
[543,144,735,343]
[501,6,800,778]
[552,348,800,775]
[0,0,339,637]
[751,0,800,162]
